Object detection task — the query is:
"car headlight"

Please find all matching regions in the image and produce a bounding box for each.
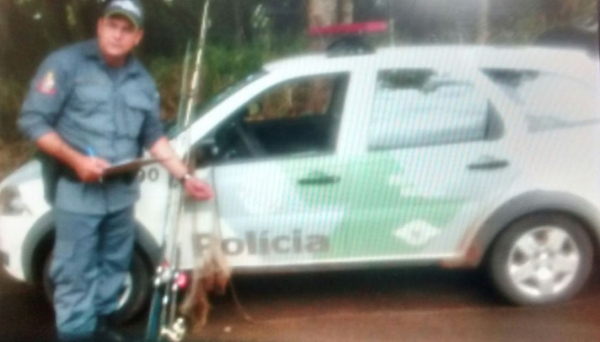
[0,186,29,216]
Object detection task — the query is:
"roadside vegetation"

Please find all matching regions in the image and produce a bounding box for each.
[0,0,596,179]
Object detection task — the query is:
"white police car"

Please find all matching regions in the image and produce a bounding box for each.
[1,45,599,321]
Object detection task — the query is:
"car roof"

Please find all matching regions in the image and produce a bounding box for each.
[264,45,597,82]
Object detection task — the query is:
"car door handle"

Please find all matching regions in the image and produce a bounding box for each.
[298,173,341,186]
[468,157,509,171]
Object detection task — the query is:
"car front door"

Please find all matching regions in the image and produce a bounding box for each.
[193,72,353,268]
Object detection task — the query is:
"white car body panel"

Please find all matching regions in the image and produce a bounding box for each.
[1,46,599,282]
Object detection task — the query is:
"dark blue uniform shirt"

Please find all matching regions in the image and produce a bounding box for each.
[19,40,164,214]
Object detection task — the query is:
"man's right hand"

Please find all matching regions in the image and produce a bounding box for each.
[34,133,110,183]
[74,156,110,183]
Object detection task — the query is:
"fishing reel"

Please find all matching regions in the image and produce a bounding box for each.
[160,318,187,342]
[146,264,191,342]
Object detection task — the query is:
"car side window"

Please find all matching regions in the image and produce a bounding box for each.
[200,73,349,163]
[368,70,497,151]
[483,69,599,132]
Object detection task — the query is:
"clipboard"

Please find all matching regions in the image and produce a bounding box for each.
[103,158,159,176]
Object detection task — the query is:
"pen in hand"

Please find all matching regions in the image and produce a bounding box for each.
[86,146,104,183]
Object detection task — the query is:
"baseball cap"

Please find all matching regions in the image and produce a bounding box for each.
[104,0,144,29]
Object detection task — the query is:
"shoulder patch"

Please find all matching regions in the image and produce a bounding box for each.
[36,71,57,95]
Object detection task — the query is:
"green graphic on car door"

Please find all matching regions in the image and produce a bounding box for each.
[284,152,467,260]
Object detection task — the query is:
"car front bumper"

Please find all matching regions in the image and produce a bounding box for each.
[0,215,38,282]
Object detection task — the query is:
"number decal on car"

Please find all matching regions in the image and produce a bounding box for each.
[139,168,160,183]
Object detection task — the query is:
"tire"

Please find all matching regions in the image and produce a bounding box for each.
[42,248,152,324]
[488,213,593,305]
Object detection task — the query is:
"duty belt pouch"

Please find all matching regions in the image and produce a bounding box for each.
[35,71,73,205]
[104,170,138,184]
[35,150,63,205]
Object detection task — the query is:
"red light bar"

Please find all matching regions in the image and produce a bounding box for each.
[308,21,388,37]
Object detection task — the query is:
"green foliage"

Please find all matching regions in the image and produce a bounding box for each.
[1,0,598,180]
[203,45,265,96]
[147,57,185,121]
[0,77,26,143]
[148,36,308,123]
[148,44,266,122]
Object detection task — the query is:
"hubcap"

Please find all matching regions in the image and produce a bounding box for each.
[508,226,580,298]
[44,254,134,312]
[118,274,133,309]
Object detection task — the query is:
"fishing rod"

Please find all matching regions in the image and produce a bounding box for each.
[145,1,212,341]
[145,39,190,342]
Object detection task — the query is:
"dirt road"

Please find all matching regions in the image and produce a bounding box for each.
[2,265,600,341]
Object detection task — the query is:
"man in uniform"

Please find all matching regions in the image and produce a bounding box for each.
[18,1,212,341]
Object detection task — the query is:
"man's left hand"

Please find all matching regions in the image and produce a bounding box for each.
[183,176,213,201]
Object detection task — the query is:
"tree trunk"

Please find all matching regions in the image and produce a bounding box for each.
[0,0,10,76]
[44,0,72,46]
[477,0,490,44]
[338,0,353,24]
[308,0,338,28]
[232,0,244,47]
[306,0,352,120]
[541,0,580,25]
[307,0,340,50]
[559,0,580,23]
[70,0,101,41]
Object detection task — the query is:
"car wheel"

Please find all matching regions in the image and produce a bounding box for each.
[42,248,151,323]
[489,213,593,305]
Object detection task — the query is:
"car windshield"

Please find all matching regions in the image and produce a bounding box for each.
[483,69,600,131]
[165,70,267,138]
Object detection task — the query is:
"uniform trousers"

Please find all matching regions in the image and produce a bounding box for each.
[51,206,135,340]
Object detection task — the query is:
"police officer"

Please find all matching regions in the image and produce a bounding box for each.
[18,1,212,341]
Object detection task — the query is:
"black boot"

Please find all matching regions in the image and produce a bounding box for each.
[97,313,118,330]
[58,333,96,342]
[95,314,130,342]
